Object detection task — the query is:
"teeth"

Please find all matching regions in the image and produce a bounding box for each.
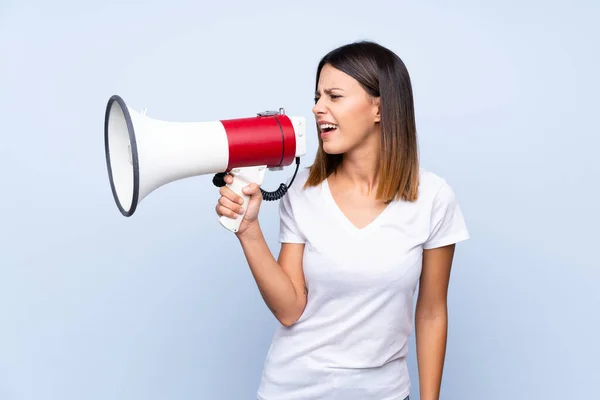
[319,123,337,130]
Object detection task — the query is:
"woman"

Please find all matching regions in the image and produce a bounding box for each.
[216,41,469,400]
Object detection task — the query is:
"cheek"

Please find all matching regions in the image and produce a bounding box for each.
[340,101,374,134]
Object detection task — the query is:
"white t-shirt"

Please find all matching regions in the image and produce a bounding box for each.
[256,167,470,400]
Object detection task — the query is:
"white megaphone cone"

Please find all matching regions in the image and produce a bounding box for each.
[104,95,307,233]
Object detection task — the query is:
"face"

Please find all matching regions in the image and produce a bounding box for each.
[312,64,380,154]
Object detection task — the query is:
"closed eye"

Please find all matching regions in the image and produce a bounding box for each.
[314,94,341,103]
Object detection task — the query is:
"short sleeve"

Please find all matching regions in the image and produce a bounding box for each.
[278,189,306,244]
[423,181,470,250]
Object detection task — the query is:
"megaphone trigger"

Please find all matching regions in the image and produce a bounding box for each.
[217,165,267,232]
[212,154,301,232]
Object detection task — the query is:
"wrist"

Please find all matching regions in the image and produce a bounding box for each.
[235,221,262,242]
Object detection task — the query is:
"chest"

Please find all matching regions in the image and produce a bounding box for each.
[295,195,430,293]
[326,178,390,230]
[330,196,388,231]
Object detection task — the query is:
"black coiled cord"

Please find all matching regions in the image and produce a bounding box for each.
[212,157,301,201]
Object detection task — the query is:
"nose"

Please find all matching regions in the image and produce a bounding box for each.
[312,98,326,116]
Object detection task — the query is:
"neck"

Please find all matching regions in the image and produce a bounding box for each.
[334,130,381,196]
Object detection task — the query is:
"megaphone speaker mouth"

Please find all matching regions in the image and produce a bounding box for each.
[104,95,140,217]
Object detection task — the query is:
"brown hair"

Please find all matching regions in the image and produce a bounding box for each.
[303,41,420,203]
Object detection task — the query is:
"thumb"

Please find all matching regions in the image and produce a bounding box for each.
[242,183,261,196]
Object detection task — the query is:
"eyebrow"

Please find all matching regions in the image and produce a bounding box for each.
[315,88,344,95]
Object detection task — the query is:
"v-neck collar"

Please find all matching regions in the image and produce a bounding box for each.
[323,178,393,234]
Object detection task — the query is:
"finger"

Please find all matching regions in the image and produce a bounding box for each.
[219,186,244,204]
[224,174,233,184]
[219,196,244,214]
[242,183,259,195]
[215,203,229,217]
[217,204,241,219]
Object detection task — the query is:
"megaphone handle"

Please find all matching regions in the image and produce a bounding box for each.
[219,165,267,233]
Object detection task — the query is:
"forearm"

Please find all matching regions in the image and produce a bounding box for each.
[415,308,448,400]
[237,222,302,326]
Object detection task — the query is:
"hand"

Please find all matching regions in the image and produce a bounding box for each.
[215,173,263,236]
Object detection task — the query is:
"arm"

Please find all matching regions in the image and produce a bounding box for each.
[237,222,308,327]
[415,243,456,400]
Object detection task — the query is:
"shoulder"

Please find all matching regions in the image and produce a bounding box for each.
[279,166,326,219]
[417,167,451,198]
[415,167,463,210]
[417,167,470,248]
[289,166,312,189]
[279,167,314,210]
[277,167,315,243]
[285,167,319,199]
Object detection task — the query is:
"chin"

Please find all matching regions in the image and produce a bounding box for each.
[322,141,345,155]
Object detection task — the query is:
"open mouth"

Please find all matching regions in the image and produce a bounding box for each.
[319,123,338,133]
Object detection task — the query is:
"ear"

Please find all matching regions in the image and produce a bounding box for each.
[373,96,381,123]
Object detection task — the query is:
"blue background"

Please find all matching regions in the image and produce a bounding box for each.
[1,1,598,399]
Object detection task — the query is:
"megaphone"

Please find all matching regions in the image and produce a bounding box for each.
[104,94,307,233]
